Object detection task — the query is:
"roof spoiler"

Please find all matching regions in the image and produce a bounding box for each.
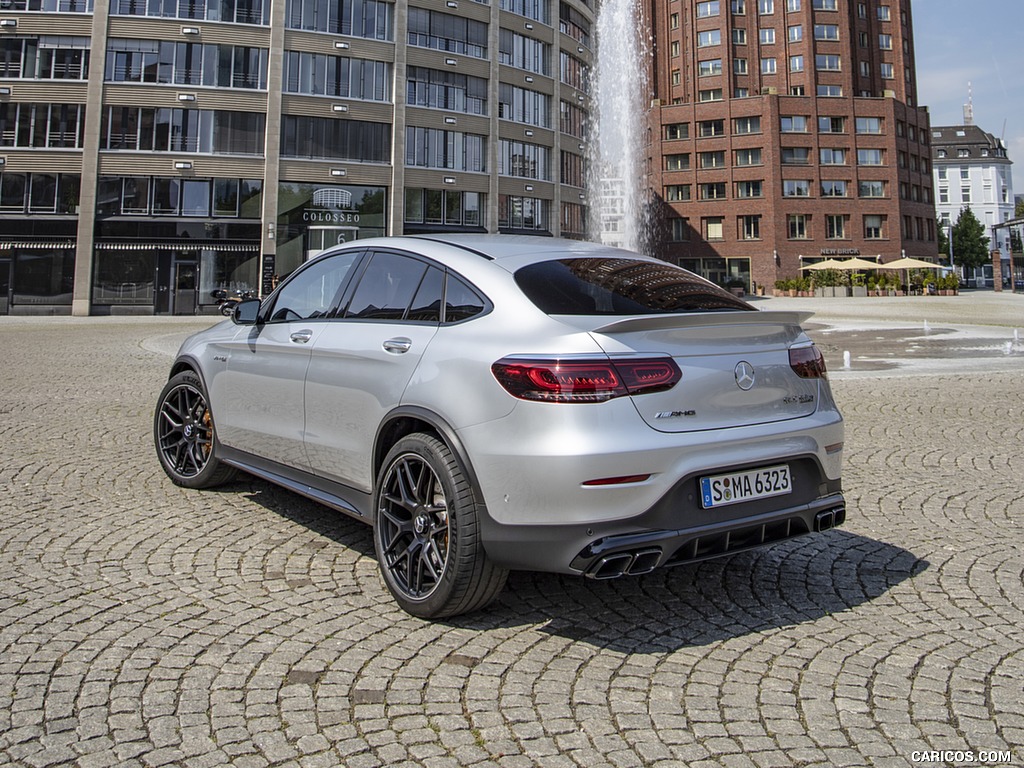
[558,310,815,334]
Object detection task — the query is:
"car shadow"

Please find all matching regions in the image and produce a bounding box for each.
[232,476,927,652]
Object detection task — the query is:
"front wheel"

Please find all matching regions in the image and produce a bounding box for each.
[153,370,237,489]
[373,434,507,619]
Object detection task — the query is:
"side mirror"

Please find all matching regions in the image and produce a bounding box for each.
[232,298,262,325]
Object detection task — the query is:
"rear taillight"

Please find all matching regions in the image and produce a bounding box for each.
[491,357,681,403]
[789,344,828,379]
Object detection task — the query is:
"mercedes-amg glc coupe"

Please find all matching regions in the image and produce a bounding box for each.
[155,235,845,618]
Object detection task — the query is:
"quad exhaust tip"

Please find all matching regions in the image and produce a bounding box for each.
[815,507,847,532]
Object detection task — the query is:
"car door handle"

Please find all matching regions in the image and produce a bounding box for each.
[383,337,412,354]
[290,329,314,344]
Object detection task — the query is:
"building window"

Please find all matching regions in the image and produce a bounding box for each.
[696,0,719,17]
[783,180,810,197]
[788,25,802,42]
[732,28,747,44]
[820,147,845,164]
[758,0,773,13]
[734,58,749,75]
[499,195,548,231]
[704,217,724,240]
[669,217,690,241]
[880,63,894,79]
[700,151,727,169]
[825,214,846,239]
[499,29,550,74]
[816,54,841,71]
[698,30,722,47]
[761,58,777,74]
[812,0,837,8]
[879,33,893,49]
[498,138,550,179]
[698,119,725,137]
[699,59,723,76]
[877,4,890,20]
[961,187,971,202]
[735,180,762,198]
[699,88,724,102]
[858,180,886,198]
[670,41,681,57]
[820,180,847,197]
[498,83,550,126]
[814,24,839,40]
[780,115,807,132]
[734,116,760,134]
[788,214,808,239]
[405,188,482,227]
[859,60,870,77]
[285,0,391,41]
[864,215,884,239]
[671,69,682,85]
[669,12,679,27]
[786,0,800,9]
[740,215,761,239]
[735,147,762,166]
[760,29,776,45]
[781,147,810,164]
[699,182,727,200]
[665,184,691,201]
[406,66,483,113]
[855,116,883,134]
[857,148,884,165]
[665,153,690,170]
[665,123,689,140]
[559,100,587,138]
[817,85,843,97]
[406,127,484,170]
[789,55,804,72]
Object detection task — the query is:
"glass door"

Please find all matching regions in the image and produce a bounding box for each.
[172,261,198,315]
[0,258,10,315]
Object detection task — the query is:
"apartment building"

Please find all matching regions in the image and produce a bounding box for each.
[0,0,593,315]
[645,0,936,291]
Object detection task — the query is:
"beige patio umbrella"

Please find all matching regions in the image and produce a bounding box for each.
[880,257,941,270]
[833,257,883,270]
[800,258,846,271]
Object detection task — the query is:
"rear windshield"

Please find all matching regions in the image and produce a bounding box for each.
[514,258,754,315]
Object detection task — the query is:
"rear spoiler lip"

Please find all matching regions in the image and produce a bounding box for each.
[555,310,815,334]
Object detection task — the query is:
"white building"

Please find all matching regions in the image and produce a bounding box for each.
[931,121,1014,285]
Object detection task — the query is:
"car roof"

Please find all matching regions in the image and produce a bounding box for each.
[395,234,646,264]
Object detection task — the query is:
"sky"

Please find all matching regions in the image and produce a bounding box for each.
[912,0,1024,175]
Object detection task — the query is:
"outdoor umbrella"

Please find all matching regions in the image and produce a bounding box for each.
[800,258,846,270]
[832,257,883,271]
[880,257,941,270]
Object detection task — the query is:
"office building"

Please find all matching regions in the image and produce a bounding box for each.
[644,0,936,291]
[0,0,593,315]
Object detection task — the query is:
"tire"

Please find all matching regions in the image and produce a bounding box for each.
[373,433,508,619]
[153,370,237,489]
[220,303,234,317]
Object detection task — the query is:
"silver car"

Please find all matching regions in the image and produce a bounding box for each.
[154,235,845,618]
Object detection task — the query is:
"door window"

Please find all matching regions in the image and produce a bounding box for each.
[267,251,361,322]
[344,251,430,320]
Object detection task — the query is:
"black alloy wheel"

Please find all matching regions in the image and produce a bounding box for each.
[374,434,507,619]
[154,371,237,489]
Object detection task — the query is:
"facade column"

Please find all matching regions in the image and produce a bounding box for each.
[259,0,287,295]
[72,0,111,316]
[991,249,1003,291]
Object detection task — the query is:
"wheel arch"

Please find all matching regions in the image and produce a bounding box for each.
[374,407,486,506]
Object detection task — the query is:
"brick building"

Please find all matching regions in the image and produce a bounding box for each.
[644,0,936,292]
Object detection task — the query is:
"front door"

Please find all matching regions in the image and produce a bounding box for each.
[172,261,197,315]
[0,258,10,315]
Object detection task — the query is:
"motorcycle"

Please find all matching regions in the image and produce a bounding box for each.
[211,288,257,317]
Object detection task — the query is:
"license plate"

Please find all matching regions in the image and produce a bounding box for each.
[700,464,792,509]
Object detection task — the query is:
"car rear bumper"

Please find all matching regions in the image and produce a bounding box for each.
[478,455,844,575]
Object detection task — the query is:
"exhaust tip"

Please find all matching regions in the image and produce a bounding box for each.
[588,553,633,580]
[815,507,846,532]
[627,548,662,575]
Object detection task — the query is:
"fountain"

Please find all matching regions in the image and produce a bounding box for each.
[590,0,651,253]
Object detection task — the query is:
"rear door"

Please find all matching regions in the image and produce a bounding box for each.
[303,250,443,492]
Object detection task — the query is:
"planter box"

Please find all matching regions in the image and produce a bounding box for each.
[851,286,868,297]
[834,287,850,297]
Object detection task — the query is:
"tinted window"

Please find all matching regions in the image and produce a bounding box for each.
[514,258,753,315]
[444,275,486,322]
[408,266,444,322]
[345,251,428,320]
[268,252,360,322]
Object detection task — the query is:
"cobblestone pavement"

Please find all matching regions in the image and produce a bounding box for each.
[2,297,1024,768]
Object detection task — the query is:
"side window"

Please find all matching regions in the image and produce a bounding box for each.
[407,266,445,322]
[444,275,486,322]
[345,252,429,320]
[268,252,360,322]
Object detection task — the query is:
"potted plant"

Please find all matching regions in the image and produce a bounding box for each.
[851,273,868,298]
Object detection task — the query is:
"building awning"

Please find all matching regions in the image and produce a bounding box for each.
[0,241,77,249]
[95,242,260,252]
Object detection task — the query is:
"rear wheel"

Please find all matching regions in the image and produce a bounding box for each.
[373,433,507,619]
[154,370,237,489]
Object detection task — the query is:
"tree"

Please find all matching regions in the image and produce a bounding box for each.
[951,206,990,270]
[937,221,951,262]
